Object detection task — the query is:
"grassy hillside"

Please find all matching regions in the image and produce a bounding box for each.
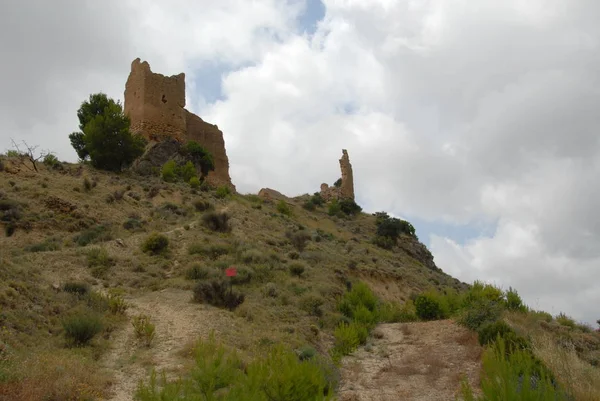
[0,154,598,401]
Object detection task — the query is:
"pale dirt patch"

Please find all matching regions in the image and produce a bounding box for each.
[101,288,233,401]
[338,320,482,401]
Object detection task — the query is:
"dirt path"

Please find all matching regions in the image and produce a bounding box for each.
[101,288,231,401]
[338,320,482,401]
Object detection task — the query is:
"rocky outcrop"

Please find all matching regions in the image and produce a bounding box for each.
[258,188,289,202]
[124,58,234,189]
[320,149,355,201]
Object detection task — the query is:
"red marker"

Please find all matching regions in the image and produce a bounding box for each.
[225,267,237,277]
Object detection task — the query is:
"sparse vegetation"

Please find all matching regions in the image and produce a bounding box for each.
[132,314,156,347]
[215,185,231,199]
[277,200,293,216]
[192,280,245,310]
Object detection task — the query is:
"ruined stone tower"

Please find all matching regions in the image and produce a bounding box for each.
[320,149,355,201]
[124,58,233,188]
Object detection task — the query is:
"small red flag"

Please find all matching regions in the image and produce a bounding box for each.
[225,267,237,277]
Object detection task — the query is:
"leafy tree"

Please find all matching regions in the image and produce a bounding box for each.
[333,178,342,188]
[339,199,362,215]
[69,93,146,171]
[183,141,215,178]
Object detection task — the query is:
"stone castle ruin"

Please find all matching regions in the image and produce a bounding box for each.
[124,58,233,189]
[320,149,355,201]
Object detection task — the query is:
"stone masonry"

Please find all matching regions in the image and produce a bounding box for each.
[124,58,233,189]
[320,149,355,201]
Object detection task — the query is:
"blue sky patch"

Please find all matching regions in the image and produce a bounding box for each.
[298,0,325,35]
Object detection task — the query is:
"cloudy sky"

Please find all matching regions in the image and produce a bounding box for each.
[1,0,599,324]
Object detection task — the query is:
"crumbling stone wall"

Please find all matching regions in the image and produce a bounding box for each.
[124,58,233,189]
[320,149,355,201]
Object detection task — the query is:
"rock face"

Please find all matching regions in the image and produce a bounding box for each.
[320,149,355,201]
[258,188,289,202]
[124,58,234,189]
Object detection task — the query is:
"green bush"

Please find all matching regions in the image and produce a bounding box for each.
[189,176,201,189]
[69,93,146,171]
[161,160,177,182]
[201,211,230,232]
[378,301,418,323]
[461,339,561,401]
[276,200,293,216]
[240,249,265,264]
[332,322,367,358]
[136,335,333,401]
[338,282,379,320]
[87,247,115,278]
[123,217,143,231]
[297,345,317,361]
[193,280,245,310]
[372,235,395,249]
[141,232,169,255]
[289,262,306,277]
[458,299,503,331]
[73,224,112,246]
[43,153,61,169]
[289,231,311,252]
[230,267,254,285]
[303,200,316,211]
[185,264,212,280]
[178,161,196,182]
[339,199,362,216]
[414,292,449,321]
[373,212,417,240]
[327,199,342,216]
[63,282,90,296]
[62,312,103,346]
[183,141,215,178]
[333,178,342,188]
[215,185,231,199]
[299,294,324,317]
[352,304,378,330]
[193,199,213,212]
[556,312,576,329]
[25,237,61,252]
[504,287,527,312]
[311,193,324,206]
[188,243,230,259]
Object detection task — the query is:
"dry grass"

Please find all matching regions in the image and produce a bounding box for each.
[0,349,109,401]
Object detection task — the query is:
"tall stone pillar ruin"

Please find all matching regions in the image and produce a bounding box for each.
[320,149,355,201]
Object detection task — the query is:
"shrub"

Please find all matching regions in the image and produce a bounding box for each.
[189,176,201,189]
[215,185,231,199]
[108,293,128,315]
[123,217,143,231]
[25,237,61,252]
[373,211,417,239]
[183,141,215,178]
[201,211,230,232]
[379,301,418,323]
[299,294,324,317]
[132,314,156,347]
[178,161,196,183]
[240,249,265,264]
[333,178,342,188]
[262,283,278,298]
[83,177,93,192]
[141,232,169,255]
[332,322,367,358]
[230,267,254,285]
[188,243,230,259]
[62,312,103,346]
[338,282,379,320]
[556,312,576,329]
[289,262,306,277]
[289,231,311,252]
[69,93,146,171]
[193,280,245,310]
[297,345,317,361]
[73,224,112,246]
[505,287,527,312]
[339,199,362,216]
[461,339,560,401]
[136,335,332,401]
[327,199,342,216]
[87,247,115,278]
[63,282,90,296]
[414,292,449,321]
[193,199,213,212]
[311,192,324,206]
[276,200,293,216]
[161,160,177,182]
[303,200,316,211]
[458,299,504,331]
[43,153,61,169]
[185,264,212,280]
[372,235,395,249]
